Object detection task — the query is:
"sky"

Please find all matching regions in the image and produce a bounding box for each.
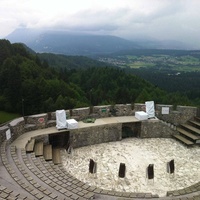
[1,0,200,48]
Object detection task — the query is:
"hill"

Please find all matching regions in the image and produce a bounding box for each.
[6,29,140,55]
[0,39,193,116]
[5,28,192,56]
[37,53,109,69]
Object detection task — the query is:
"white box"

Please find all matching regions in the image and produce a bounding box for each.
[66,119,78,129]
[135,111,148,120]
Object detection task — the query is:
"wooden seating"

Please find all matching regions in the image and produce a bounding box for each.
[34,141,43,157]
[52,148,61,165]
[25,138,35,153]
[43,144,52,161]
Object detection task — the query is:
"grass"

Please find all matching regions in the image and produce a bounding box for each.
[129,62,155,69]
[0,111,21,125]
[124,54,200,71]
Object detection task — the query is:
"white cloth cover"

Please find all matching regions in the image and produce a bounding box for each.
[135,111,148,120]
[145,101,155,118]
[66,119,78,129]
[56,110,67,129]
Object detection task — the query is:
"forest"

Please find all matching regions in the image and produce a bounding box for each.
[0,39,198,117]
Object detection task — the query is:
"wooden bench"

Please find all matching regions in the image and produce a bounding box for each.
[52,148,61,165]
[43,145,52,161]
[34,142,43,157]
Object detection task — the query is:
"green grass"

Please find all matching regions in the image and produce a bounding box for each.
[124,54,200,71]
[0,111,21,125]
[128,62,155,69]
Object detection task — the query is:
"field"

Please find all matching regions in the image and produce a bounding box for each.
[98,51,200,72]
[0,111,21,124]
[96,50,200,100]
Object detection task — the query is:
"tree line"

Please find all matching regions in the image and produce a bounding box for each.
[0,39,195,116]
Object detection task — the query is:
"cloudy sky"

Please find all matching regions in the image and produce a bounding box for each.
[1,0,200,48]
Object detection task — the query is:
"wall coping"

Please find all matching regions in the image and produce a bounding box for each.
[9,117,24,127]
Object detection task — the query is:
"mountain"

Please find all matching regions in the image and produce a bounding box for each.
[6,28,140,55]
[5,28,192,56]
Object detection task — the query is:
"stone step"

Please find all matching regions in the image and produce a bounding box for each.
[52,148,61,165]
[189,120,200,128]
[43,144,52,161]
[173,134,194,146]
[181,124,200,135]
[194,116,200,122]
[34,142,43,157]
[25,138,35,153]
[177,127,199,141]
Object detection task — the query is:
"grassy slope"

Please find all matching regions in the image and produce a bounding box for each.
[0,111,21,124]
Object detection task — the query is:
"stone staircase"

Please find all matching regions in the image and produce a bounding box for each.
[173,117,200,146]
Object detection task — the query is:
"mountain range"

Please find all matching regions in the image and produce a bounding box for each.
[5,28,192,56]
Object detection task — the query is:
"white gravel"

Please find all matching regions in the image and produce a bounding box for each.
[61,138,200,197]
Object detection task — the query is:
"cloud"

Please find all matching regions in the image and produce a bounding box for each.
[1,0,200,48]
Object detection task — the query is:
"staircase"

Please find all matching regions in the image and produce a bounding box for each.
[173,117,200,146]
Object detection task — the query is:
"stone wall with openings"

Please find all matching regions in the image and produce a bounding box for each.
[70,123,122,148]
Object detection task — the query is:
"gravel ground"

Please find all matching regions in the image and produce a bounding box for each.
[61,138,200,197]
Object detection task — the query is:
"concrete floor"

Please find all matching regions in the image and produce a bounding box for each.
[61,138,200,197]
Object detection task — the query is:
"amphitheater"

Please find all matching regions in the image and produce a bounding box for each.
[0,103,200,200]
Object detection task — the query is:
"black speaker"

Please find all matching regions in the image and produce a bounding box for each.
[147,164,154,179]
[118,163,126,178]
[89,159,94,173]
[93,162,97,173]
[167,159,175,174]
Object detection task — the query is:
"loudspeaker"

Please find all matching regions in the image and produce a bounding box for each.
[89,159,97,174]
[89,159,95,173]
[118,163,126,178]
[147,164,154,179]
[167,159,175,174]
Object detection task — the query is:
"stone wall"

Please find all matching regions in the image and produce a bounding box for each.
[0,125,9,144]
[8,117,25,141]
[72,107,90,121]
[156,105,197,125]
[25,113,48,129]
[70,123,122,148]
[140,119,176,138]
[0,103,198,147]
[112,104,134,116]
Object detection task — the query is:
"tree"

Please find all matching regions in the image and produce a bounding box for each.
[1,58,21,112]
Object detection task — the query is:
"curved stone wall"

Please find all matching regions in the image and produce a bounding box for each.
[0,103,199,199]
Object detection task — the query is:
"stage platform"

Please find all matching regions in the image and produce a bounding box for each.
[13,116,158,149]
